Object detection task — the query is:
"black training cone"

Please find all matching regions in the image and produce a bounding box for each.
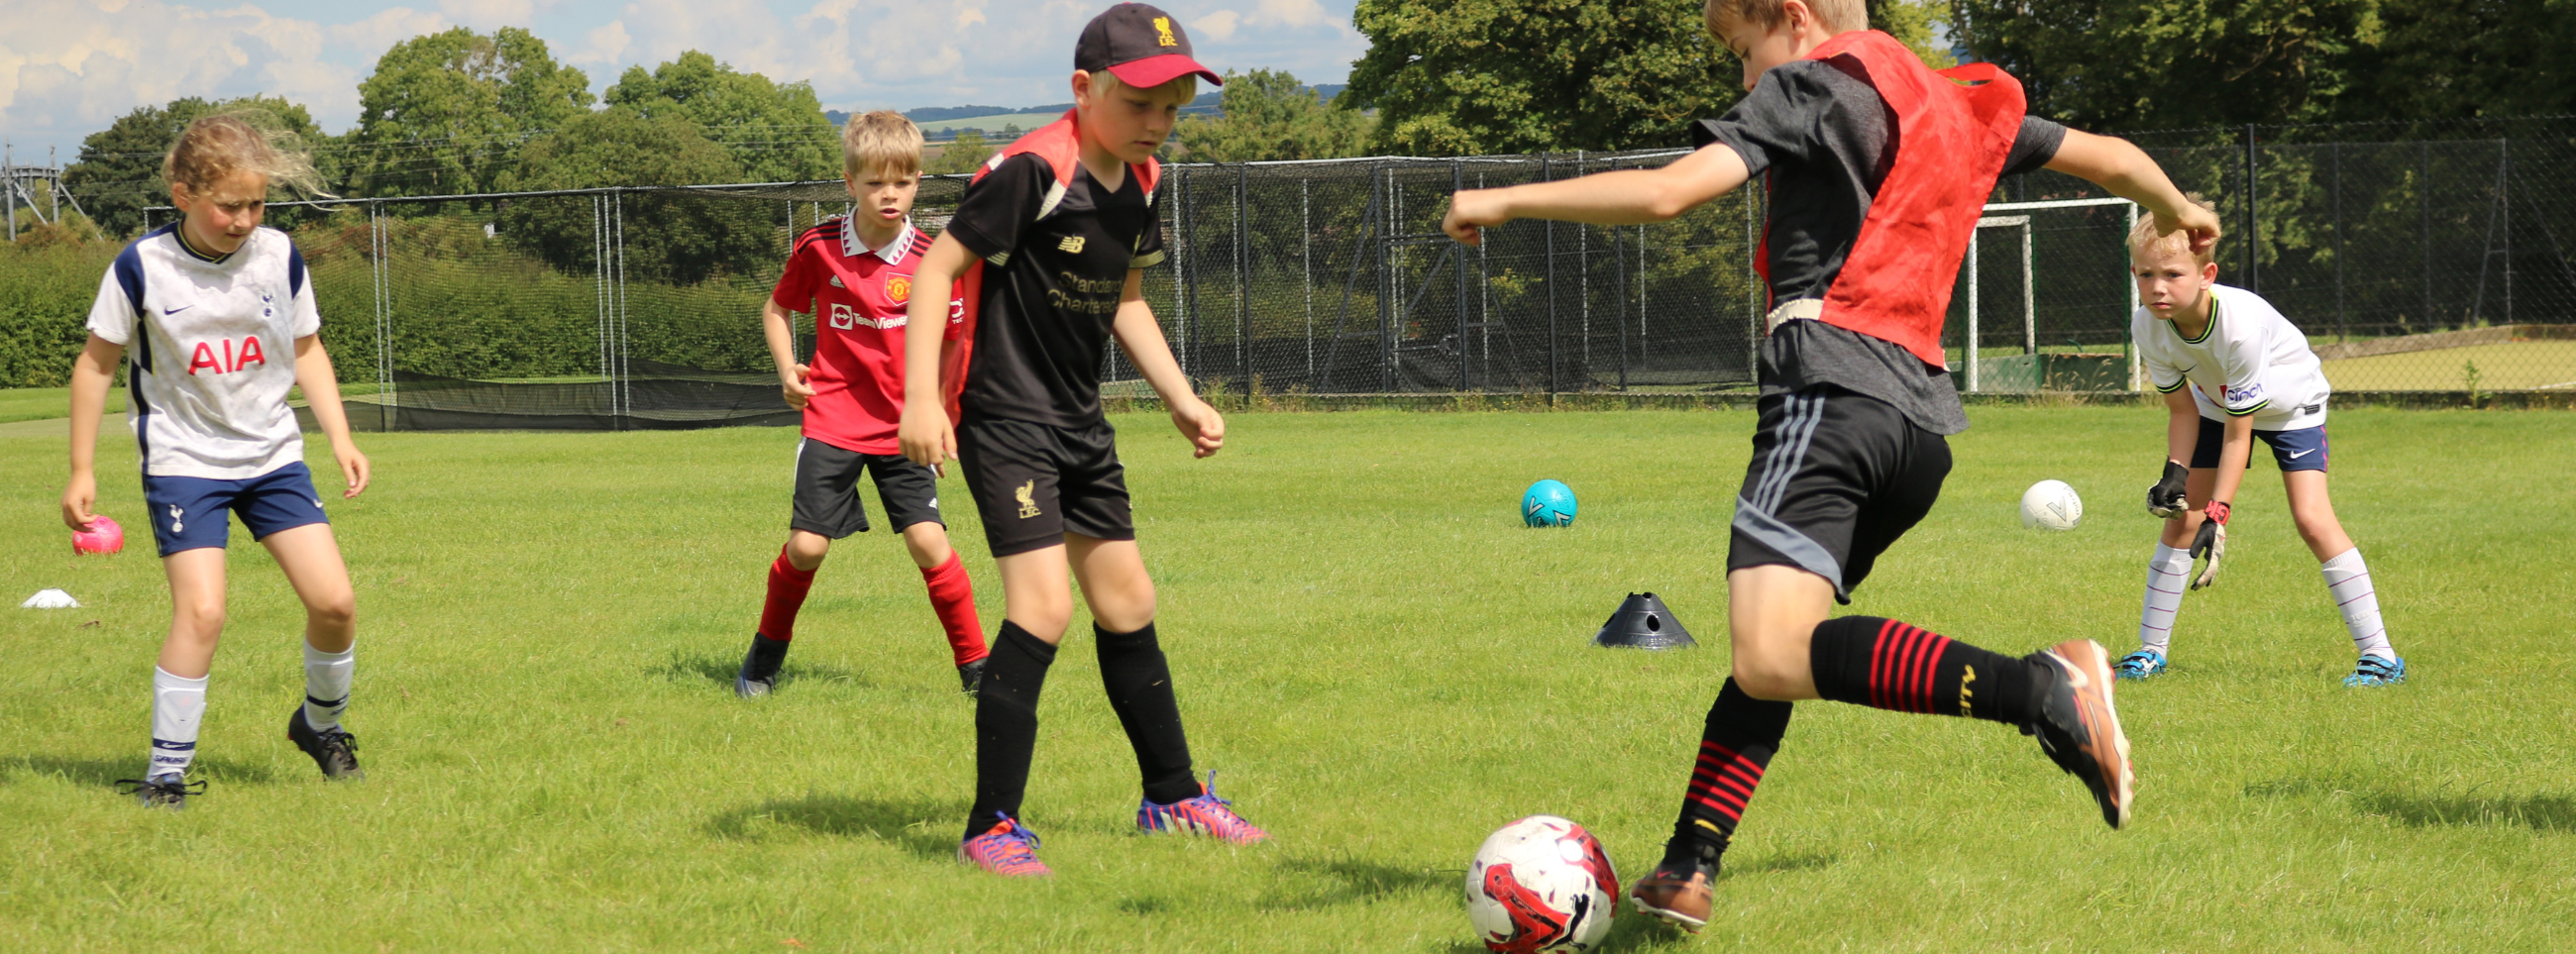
[1593,592,1696,650]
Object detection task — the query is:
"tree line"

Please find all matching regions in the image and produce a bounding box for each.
[43,0,2576,240]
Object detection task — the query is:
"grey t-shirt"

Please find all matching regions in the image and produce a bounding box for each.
[1693,57,2067,435]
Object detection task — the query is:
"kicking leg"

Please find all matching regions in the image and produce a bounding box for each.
[1070,534,1267,843]
[264,523,364,779]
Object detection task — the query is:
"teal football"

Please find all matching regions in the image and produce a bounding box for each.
[1523,479,1577,528]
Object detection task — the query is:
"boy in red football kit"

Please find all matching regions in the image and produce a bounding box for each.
[1443,0,2222,929]
[897,4,1267,877]
[737,111,989,698]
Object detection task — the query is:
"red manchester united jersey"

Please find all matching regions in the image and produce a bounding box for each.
[771,218,963,454]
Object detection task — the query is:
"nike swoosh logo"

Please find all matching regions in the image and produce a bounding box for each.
[2288,448,2317,459]
[162,305,192,315]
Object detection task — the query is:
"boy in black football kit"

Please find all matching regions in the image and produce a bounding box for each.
[1443,0,2222,929]
[898,3,1268,878]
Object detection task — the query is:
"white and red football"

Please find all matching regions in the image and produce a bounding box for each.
[1464,815,1620,953]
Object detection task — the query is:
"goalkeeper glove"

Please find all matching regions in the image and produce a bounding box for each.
[2147,460,2190,518]
[2190,500,2230,589]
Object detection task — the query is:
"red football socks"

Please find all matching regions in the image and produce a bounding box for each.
[1809,616,2040,725]
[920,552,989,665]
[1668,677,1792,869]
[758,548,817,642]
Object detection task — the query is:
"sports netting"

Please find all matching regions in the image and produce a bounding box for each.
[137,117,2576,429]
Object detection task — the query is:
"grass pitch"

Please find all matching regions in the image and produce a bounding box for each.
[3,406,2572,952]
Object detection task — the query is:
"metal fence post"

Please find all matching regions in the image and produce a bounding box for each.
[1302,178,1313,380]
[2332,142,2346,342]
[1235,163,1249,395]
[1544,155,1558,395]
[2243,124,2260,291]
[2420,142,2433,328]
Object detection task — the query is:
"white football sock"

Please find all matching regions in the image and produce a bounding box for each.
[150,667,208,781]
[2321,548,2394,660]
[2137,543,2191,655]
[302,642,354,731]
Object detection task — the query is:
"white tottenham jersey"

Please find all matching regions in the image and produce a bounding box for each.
[86,224,322,479]
[2133,283,2329,431]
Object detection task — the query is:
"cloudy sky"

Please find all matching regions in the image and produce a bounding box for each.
[0,0,1368,160]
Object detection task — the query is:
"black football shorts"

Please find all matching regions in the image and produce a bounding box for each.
[957,417,1135,557]
[1727,385,1951,604]
[791,438,945,539]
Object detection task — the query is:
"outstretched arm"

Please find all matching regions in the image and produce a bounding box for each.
[2047,130,2222,253]
[1442,144,1751,246]
[1110,268,1223,458]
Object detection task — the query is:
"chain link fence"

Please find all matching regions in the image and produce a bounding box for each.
[133,116,2574,429]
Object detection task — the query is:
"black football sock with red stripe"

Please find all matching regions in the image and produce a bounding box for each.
[1662,678,1792,875]
[1808,616,2043,725]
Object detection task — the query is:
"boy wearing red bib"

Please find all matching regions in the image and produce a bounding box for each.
[1443,0,2222,929]
[737,112,989,698]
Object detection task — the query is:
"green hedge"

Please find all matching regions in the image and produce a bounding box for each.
[0,241,118,387]
[0,214,779,388]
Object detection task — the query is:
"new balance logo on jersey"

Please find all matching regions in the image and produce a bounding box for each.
[186,336,268,375]
[827,302,905,331]
[1057,235,1086,254]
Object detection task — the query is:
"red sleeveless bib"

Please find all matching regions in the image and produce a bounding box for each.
[943,110,1161,422]
[1771,31,2026,368]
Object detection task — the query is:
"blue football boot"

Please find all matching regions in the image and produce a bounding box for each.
[2343,655,2406,687]
[2115,648,2168,681]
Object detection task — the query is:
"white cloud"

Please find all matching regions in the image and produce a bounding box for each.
[438,0,536,30]
[329,8,452,53]
[572,19,632,64]
[0,0,397,150]
[1191,10,1239,42]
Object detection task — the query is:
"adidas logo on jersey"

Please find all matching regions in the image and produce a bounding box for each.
[829,276,845,288]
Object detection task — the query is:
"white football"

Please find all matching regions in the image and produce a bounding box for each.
[2020,479,2084,531]
[1464,815,1619,953]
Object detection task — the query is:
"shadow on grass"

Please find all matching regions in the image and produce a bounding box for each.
[2354,792,2576,832]
[0,754,277,788]
[2247,778,2576,832]
[705,794,965,860]
[650,647,865,691]
[1259,857,1454,910]
[1718,849,1839,879]
[1428,904,1697,954]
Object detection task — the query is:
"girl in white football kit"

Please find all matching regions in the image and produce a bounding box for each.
[2121,210,2403,687]
[60,113,375,809]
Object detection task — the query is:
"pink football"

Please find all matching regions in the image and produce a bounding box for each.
[72,515,124,555]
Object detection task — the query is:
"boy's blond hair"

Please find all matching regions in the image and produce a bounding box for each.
[2128,194,2220,266]
[1707,0,1868,34]
[1090,68,1200,107]
[842,110,923,177]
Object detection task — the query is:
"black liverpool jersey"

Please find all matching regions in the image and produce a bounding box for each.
[944,152,1169,428]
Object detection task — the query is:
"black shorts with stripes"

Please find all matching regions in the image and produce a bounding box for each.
[1728,385,1951,603]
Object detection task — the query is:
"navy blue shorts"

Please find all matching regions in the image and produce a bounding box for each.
[2192,418,2329,473]
[141,461,331,556]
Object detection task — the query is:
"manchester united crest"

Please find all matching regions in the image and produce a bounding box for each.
[887,275,912,303]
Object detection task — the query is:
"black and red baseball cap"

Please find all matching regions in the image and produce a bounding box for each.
[1076,3,1224,88]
